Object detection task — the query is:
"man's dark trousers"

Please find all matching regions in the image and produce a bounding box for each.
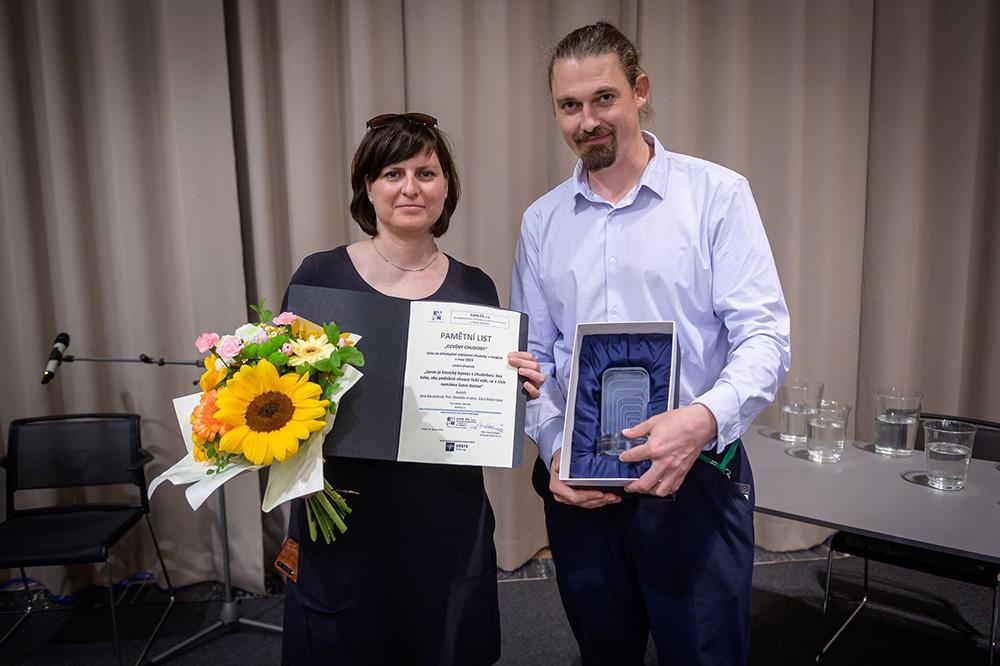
[532,444,755,665]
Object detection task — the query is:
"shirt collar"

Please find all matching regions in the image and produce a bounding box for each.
[572,131,669,205]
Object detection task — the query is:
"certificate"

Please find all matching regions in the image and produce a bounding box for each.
[286,285,527,468]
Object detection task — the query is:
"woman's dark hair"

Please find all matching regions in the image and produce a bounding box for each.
[350,120,460,238]
[548,22,647,118]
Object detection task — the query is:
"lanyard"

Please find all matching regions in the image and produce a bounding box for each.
[697,438,741,478]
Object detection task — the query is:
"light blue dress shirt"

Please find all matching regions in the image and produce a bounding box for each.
[511,132,791,470]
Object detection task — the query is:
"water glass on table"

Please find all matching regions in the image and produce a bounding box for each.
[779,379,825,443]
[873,387,922,456]
[806,400,852,463]
[924,419,976,490]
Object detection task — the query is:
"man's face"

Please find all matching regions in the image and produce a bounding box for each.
[550,54,648,172]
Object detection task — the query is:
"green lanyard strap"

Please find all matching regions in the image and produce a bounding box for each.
[697,438,741,478]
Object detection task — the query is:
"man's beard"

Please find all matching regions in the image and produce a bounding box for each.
[575,126,617,171]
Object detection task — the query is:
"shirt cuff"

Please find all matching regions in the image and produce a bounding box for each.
[693,382,742,452]
[535,416,566,472]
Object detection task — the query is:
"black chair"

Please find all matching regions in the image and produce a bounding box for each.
[0,414,175,665]
[819,413,1000,664]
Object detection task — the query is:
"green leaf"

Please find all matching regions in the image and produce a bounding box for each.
[331,366,344,377]
[313,358,333,373]
[271,333,289,347]
[240,343,259,360]
[295,364,309,375]
[327,348,341,367]
[323,323,341,343]
[339,346,364,367]
[327,402,338,415]
[267,351,289,366]
[250,298,273,324]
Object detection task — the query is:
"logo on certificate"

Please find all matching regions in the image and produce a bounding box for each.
[432,310,443,321]
[445,442,455,452]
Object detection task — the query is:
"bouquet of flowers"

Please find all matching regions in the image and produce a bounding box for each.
[150,302,364,543]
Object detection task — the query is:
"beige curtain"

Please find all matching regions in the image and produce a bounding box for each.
[0,0,263,592]
[2,0,997,592]
[858,0,1000,430]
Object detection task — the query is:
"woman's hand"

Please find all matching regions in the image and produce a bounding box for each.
[507,351,544,400]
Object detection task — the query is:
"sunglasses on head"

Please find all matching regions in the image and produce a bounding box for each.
[365,112,438,131]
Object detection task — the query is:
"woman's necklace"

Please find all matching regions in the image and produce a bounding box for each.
[371,237,439,272]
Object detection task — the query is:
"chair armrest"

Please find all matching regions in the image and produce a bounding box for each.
[127,448,155,471]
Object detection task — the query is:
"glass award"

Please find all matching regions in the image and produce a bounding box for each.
[595,367,650,456]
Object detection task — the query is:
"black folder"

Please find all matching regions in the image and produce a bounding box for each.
[287,284,528,467]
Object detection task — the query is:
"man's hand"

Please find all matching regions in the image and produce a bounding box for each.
[548,451,621,509]
[618,404,718,497]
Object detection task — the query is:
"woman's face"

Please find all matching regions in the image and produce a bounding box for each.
[367,150,447,237]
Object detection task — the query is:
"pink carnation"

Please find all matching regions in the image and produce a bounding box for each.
[195,332,220,354]
[281,343,292,354]
[272,311,297,325]
[216,335,243,360]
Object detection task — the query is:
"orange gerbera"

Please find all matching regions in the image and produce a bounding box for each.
[191,389,231,448]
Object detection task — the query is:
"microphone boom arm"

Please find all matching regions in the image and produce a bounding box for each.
[63,355,203,367]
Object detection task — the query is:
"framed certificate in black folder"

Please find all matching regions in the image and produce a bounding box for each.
[287,284,528,468]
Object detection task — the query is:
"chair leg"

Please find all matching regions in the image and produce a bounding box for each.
[989,576,997,666]
[822,544,835,617]
[0,567,33,648]
[107,561,123,666]
[817,557,869,662]
[135,515,176,666]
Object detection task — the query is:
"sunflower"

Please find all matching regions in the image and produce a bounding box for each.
[213,359,329,465]
[288,333,337,367]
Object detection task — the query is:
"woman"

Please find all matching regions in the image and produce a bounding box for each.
[280,113,543,665]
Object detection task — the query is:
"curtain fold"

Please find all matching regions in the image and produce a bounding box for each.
[857,0,1000,433]
[1,0,997,591]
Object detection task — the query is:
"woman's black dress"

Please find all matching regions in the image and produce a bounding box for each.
[281,246,501,666]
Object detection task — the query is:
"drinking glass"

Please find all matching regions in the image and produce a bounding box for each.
[806,400,852,463]
[873,387,922,457]
[924,419,976,490]
[779,379,824,443]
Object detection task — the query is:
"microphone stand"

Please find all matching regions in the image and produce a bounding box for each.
[54,352,284,662]
[150,486,283,664]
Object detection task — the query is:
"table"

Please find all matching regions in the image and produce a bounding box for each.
[742,426,1000,662]
[743,426,1000,564]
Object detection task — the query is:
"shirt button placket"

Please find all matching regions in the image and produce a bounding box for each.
[607,208,620,320]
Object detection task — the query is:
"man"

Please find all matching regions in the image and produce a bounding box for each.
[510,22,790,665]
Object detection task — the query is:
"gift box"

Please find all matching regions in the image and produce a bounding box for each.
[559,322,678,486]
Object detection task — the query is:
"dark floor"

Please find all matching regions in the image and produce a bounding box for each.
[0,544,995,665]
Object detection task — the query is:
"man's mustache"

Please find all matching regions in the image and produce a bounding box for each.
[574,126,614,143]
